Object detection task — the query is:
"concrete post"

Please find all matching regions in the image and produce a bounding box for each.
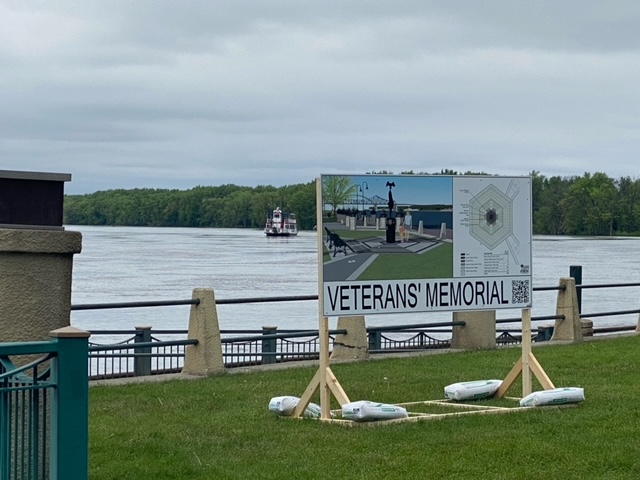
[418,220,424,234]
[0,228,82,343]
[439,222,447,240]
[183,288,225,375]
[451,310,496,350]
[552,277,583,342]
[330,316,369,361]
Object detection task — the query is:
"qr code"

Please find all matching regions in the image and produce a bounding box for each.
[511,280,530,304]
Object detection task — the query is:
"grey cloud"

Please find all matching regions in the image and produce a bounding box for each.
[2,1,640,194]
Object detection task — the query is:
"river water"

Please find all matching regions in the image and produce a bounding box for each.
[69,226,640,333]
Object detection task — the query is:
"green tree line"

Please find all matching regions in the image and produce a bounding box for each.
[64,182,317,230]
[64,171,640,235]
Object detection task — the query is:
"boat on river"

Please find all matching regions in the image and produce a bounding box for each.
[265,208,298,237]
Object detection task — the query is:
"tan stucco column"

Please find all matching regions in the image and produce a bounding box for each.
[0,228,82,343]
[183,288,225,375]
[451,310,497,350]
[552,277,582,342]
[330,315,369,361]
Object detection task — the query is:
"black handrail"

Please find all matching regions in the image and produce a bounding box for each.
[577,282,640,289]
[580,308,640,318]
[88,339,197,352]
[221,330,346,343]
[496,314,564,324]
[217,295,318,305]
[366,321,464,333]
[72,299,199,310]
[533,285,565,291]
[70,280,640,312]
[593,326,636,333]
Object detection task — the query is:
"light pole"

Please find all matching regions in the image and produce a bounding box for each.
[359,181,368,225]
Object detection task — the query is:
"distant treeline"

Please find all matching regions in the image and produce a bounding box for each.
[63,171,640,235]
[64,182,317,230]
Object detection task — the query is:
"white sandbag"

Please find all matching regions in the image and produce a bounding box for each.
[444,379,503,401]
[269,396,299,416]
[268,396,324,418]
[341,400,408,422]
[519,387,585,407]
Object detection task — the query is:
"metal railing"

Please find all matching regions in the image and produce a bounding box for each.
[0,351,52,480]
[0,334,89,480]
[77,273,640,380]
[367,321,463,353]
[88,334,197,380]
[221,329,339,367]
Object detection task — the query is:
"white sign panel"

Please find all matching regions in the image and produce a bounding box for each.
[320,174,532,316]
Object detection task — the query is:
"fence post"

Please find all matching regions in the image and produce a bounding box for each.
[330,316,368,361]
[261,326,277,365]
[183,288,225,376]
[368,329,382,351]
[134,326,152,377]
[569,265,582,313]
[49,326,90,480]
[552,277,583,342]
[451,310,496,350]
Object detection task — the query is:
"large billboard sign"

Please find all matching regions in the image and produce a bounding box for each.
[320,174,532,316]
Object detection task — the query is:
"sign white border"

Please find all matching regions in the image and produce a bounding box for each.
[319,174,532,316]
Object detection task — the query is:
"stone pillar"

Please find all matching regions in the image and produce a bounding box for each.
[451,310,496,350]
[552,277,583,342]
[330,315,369,361]
[183,288,225,375]
[0,228,82,343]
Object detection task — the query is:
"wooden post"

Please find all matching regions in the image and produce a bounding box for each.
[293,177,351,419]
[496,308,555,399]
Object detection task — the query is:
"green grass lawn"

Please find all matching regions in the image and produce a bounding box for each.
[322,227,454,279]
[358,242,453,280]
[90,335,640,479]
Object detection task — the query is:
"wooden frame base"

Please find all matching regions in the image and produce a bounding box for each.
[496,308,555,398]
[290,398,577,427]
[292,364,350,418]
[294,308,554,419]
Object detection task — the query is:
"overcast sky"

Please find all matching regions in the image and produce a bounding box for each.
[2,1,640,194]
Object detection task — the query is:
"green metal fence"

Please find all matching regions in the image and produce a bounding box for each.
[0,330,89,480]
